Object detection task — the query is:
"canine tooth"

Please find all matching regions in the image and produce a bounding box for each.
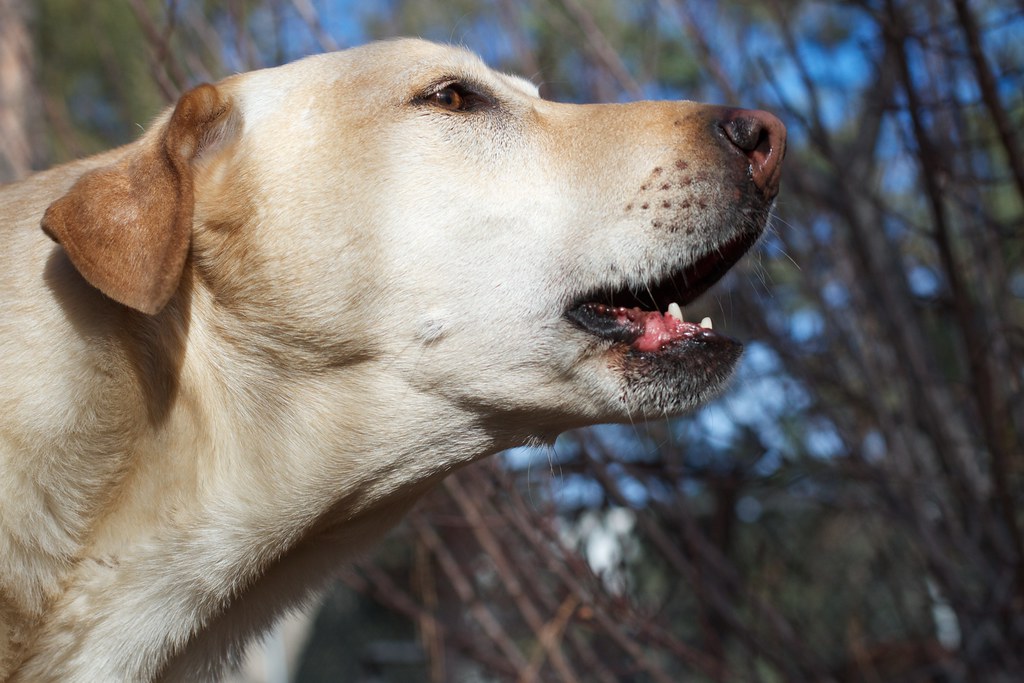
[667,302,683,321]
[700,317,713,329]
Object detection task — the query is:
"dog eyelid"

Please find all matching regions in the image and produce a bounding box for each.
[417,81,493,113]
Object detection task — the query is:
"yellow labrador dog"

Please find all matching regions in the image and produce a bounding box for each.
[0,39,784,681]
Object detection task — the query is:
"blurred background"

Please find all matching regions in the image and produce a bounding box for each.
[2,0,1022,681]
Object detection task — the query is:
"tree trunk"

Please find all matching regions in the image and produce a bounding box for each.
[0,0,38,182]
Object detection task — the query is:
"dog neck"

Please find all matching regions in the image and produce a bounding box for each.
[5,274,507,680]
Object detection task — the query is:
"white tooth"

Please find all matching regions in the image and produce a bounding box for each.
[667,302,683,321]
[700,316,713,329]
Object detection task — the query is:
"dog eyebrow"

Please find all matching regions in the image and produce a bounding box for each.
[499,73,540,99]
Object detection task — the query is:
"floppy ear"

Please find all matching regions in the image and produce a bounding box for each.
[42,83,232,315]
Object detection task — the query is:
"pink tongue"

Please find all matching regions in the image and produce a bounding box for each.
[614,309,704,352]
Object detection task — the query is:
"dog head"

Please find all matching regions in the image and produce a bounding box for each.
[42,39,785,439]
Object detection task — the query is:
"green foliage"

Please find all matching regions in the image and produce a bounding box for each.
[34,0,165,159]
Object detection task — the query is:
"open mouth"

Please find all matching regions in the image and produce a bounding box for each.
[566,231,758,352]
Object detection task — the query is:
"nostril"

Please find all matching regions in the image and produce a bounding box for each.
[718,109,787,199]
[722,116,768,155]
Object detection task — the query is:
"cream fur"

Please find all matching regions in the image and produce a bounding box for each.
[0,39,783,681]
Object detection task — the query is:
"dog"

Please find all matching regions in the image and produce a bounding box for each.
[0,38,785,681]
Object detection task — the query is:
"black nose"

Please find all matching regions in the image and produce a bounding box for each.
[718,108,787,199]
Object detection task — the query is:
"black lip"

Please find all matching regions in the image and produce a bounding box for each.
[564,230,761,348]
[565,304,644,344]
[566,230,760,342]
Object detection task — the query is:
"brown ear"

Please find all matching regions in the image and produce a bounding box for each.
[42,83,232,315]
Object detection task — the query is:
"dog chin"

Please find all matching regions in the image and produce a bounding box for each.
[611,333,744,417]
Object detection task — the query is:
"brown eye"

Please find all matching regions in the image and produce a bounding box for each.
[422,83,492,112]
[432,86,465,111]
